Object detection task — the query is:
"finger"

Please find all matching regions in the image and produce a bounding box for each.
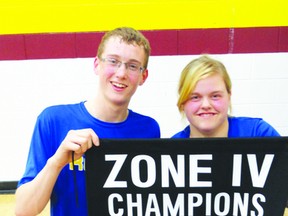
[72,133,94,152]
[68,130,91,149]
[89,129,100,147]
[72,142,83,154]
[67,129,99,151]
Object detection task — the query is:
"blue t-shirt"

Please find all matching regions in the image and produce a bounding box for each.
[172,116,280,138]
[18,102,160,216]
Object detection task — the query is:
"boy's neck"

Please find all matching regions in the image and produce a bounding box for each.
[84,99,129,123]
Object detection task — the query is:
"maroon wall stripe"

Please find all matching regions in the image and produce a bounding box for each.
[0,27,287,60]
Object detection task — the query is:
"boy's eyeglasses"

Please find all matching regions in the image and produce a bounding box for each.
[100,57,145,73]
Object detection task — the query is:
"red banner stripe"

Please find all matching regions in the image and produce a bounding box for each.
[0,27,287,60]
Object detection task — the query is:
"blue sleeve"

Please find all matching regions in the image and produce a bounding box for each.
[18,111,55,187]
[228,117,281,137]
[171,126,190,138]
[256,119,280,137]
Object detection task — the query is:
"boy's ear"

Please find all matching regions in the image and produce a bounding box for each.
[139,69,149,86]
[93,56,100,74]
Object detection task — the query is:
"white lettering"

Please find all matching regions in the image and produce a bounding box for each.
[106,192,266,216]
[108,193,124,216]
[188,193,203,216]
[189,155,212,187]
[163,193,184,216]
[205,193,212,215]
[232,154,242,187]
[161,155,185,187]
[145,194,161,216]
[131,155,156,188]
[127,194,143,216]
[248,154,274,188]
[104,155,128,188]
[233,193,249,216]
[214,192,230,215]
[251,194,265,216]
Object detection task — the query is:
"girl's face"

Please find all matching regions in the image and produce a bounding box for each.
[183,74,231,137]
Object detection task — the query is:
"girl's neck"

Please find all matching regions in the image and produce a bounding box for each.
[190,119,229,138]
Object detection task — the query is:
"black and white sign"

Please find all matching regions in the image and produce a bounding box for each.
[85,137,288,216]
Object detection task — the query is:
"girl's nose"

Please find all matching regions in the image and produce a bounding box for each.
[201,97,211,109]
